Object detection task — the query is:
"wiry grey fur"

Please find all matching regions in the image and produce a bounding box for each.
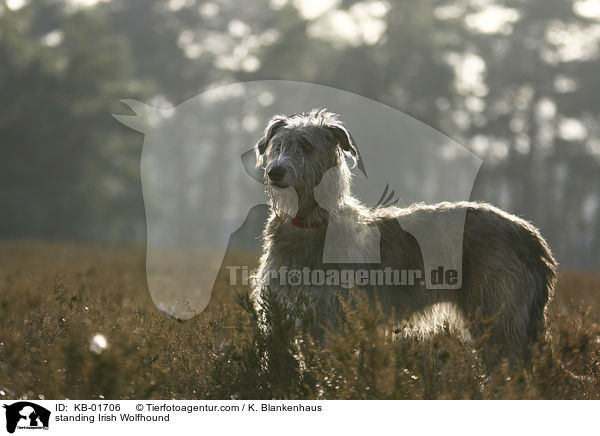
[252,109,557,360]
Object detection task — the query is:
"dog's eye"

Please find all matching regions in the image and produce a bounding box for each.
[299,140,313,153]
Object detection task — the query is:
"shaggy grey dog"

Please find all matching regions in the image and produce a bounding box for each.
[252,108,557,360]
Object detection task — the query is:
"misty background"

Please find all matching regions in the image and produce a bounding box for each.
[1,0,599,269]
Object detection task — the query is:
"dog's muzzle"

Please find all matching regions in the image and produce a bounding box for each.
[267,165,290,188]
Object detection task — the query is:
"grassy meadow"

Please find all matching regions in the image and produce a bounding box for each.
[0,241,599,400]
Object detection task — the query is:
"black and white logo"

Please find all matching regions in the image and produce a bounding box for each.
[2,402,50,433]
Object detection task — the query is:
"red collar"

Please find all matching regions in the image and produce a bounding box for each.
[291,217,329,228]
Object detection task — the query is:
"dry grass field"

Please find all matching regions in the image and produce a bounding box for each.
[0,241,599,400]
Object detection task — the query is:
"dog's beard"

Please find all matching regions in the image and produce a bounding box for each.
[267,165,350,221]
[267,185,299,219]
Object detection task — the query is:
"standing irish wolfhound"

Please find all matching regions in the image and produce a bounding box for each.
[252,108,557,360]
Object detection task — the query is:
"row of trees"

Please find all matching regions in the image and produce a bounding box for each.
[0,0,598,267]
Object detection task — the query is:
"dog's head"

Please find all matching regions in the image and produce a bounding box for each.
[255,109,361,217]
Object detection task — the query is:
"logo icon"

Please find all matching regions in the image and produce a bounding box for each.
[2,402,50,433]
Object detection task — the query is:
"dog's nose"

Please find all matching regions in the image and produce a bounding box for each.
[268,166,286,182]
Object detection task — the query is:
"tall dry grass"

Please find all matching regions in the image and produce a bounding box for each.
[0,241,599,399]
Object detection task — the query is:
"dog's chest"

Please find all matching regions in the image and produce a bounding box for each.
[270,225,327,269]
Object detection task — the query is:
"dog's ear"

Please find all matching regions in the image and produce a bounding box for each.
[329,124,358,158]
[256,115,287,155]
[328,124,366,176]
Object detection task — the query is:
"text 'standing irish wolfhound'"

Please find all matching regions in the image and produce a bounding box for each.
[252,109,557,360]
